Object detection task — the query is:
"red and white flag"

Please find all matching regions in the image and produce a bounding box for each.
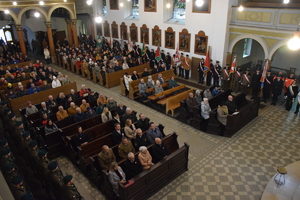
[230,56,236,73]
[174,43,180,64]
[260,60,269,88]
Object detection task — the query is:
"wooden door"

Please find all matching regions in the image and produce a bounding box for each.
[191,57,200,80]
[55,31,66,45]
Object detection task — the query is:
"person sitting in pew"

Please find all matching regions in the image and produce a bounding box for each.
[138,79,148,100]
[86,107,97,118]
[124,119,137,140]
[62,175,84,200]
[142,68,150,78]
[157,73,165,84]
[88,91,98,103]
[112,123,125,145]
[80,99,91,112]
[118,137,135,160]
[212,85,221,96]
[200,98,211,132]
[40,112,49,126]
[101,107,112,123]
[52,76,61,88]
[138,146,154,170]
[123,152,143,180]
[135,129,149,151]
[10,176,28,200]
[136,113,150,132]
[122,108,138,126]
[74,107,87,123]
[112,113,121,127]
[194,90,203,105]
[131,71,140,81]
[39,102,53,117]
[147,75,155,88]
[73,126,89,147]
[152,65,159,74]
[225,95,238,115]
[146,122,163,144]
[151,138,168,164]
[47,95,58,107]
[106,97,117,111]
[98,145,116,171]
[79,84,90,97]
[108,162,127,196]
[67,102,78,117]
[28,83,41,94]
[68,89,79,102]
[186,92,198,120]
[115,101,127,117]
[97,93,107,106]
[155,80,164,94]
[57,92,67,107]
[217,102,228,136]
[44,119,59,134]
[96,102,104,115]
[203,86,213,100]
[25,101,38,115]
[17,85,28,97]
[168,76,179,89]
[65,96,73,110]
[56,106,69,121]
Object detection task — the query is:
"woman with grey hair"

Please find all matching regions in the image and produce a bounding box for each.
[154,80,164,94]
[138,146,154,170]
[108,162,127,196]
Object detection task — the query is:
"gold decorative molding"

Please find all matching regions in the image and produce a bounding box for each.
[236,11,272,23]
[71,19,77,25]
[279,13,300,25]
[15,25,22,31]
[45,22,52,28]
[65,19,72,24]
[262,38,281,48]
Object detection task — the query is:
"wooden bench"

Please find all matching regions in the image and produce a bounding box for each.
[101,132,189,200]
[125,69,175,100]
[147,84,185,101]
[1,61,33,71]
[9,82,77,115]
[99,63,151,88]
[164,89,194,116]
[207,93,260,137]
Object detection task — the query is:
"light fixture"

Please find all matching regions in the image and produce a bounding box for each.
[238,5,244,11]
[127,0,130,1]
[13,1,17,5]
[95,16,102,23]
[34,11,40,17]
[120,2,124,7]
[288,23,300,50]
[283,0,290,4]
[64,0,67,2]
[4,9,9,14]
[195,0,204,7]
[166,3,171,8]
[86,0,92,5]
[39,1,44,5]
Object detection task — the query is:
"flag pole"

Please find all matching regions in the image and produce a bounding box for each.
[229,55,236,90]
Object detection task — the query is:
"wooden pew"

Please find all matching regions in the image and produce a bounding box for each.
[45,114,102,159]
[99,63,151,88]
[9,82,77,116]
[207,93,260,137]
[126,69,175,100]
[147,84,185,102]
[1,61,33,71]
[81,63,91,80]
[101,132,189,200]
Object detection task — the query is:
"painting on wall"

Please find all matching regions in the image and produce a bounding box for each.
[194,31,208,55]
[103,20,110,37]
[192,0,211,13]
[165,27,175,49]
[96,23,103,36]
[144,0,157,12]
[152,25,161,46]
[110,0,119,10]
[120,22,128,40]
[140,24,149,44]
[130,23,138,42]
[111,21,118,39]
[179,28,190,52]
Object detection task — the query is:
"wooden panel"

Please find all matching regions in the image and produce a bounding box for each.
[10,82,77,116]
[1,61,33,70]
[191,57,201,80]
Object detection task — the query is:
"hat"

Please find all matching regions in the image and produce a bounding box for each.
[20,194,33,200]
[4,108,10,114]
[256,68,261,71]
[278,75,283,77]
[8,113,15,119]
[267,69,271,72]
[8,83,12,87]
[15,121,23,127]
[3,162,14,172]
[0,139,7,147]
[216,61,220,63]
[246,68,250,71]
[203,98,209,101]
[220,101,226,106]
[226,63,230,66]
[87,107,91,111]
[206,86,210,90]
[63,175,73,184]
[0,101,7,106]
[90,91,94,93]
[48,161,58,171]
[200,58,204,60]
[27,101,31,105]
[11,176,23,185]
[195,90,200,94]
[1,148,11,156]
[29,140,37,148]
[210,59,213,61]
[37,150,47,158]
[22,131,30,138]
[53,76,56,79]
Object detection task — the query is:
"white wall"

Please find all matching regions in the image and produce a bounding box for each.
[272,46,300,75]
[91,0,237,66]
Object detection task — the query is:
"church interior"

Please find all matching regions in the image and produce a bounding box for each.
[0,0,300,199]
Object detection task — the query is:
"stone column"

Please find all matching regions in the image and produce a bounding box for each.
[15,25,27,57]
[90,16,95,38]
[71,19,78,47]
[45,22,55,63]
[65,19,73,46]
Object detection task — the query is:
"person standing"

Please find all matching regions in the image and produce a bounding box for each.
[294,91,300,114]
[179,53,185,78]
[232,66,242,93]
[285,80,298,111]
[186,92,198,121]
[198,58,205,84]
[217,102,228,136]
[44,47,51,64]
[184,55,191,80]
[241,69,251,94]
[212,61,221,86]
[250,69,262,99]
[165,52,171,70]
[200,98,211,132]
[271,75,284,106]
[206,59,213,86]
[220,64,230,90]
[262,70,273,103]
[283,73,296,100]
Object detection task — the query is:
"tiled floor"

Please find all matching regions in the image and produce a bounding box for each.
[50,63,300,200]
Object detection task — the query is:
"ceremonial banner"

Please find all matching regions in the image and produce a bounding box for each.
[260,60,269,89]
[203,48,210,73]
[230,56,236,73]
[174,43,180,64]
[155,46,162,62]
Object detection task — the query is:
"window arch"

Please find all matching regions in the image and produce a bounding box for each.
[173,0,186,19]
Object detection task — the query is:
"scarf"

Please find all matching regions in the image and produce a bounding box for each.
[218,105,228,115]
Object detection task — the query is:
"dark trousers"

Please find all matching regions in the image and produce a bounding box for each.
[213,76,219,86]
[200,118,209,132]
[179,67,184,78]
[242,86,248,94]
[295,102,300,113]
[232,81,240,92]
[252,88,259,99]
[219,123,226,136]
[206,73,212,86]
[173,67,177,75]
[262,88,271,101]
[199,72,204,84]
[221,80,228,90]
[272,94,280,105]
[185,69,190,79]
[285,96,294,111]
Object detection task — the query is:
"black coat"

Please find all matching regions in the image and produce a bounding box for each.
[272,79,284,96]
[251,73,262,89]
[263,75,273,90]
[122,157,143,180]
[151,143,168,163]
[136,118,150,132]
[115,106,127,117]
[112,129,125,145]
[135,134,149,151]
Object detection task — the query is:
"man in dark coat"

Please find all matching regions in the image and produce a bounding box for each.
[271,75,284,106]
[186,92,197,120]
[262,70,273,103]
[212,61,221,86]
[151,138,168,164]
[122,152,142,180]
[251,69,262,99]
[198,58,205,84]
[136,113,150,132]
[112,123,125,145]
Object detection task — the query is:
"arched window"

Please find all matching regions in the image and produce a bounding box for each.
[132,0,139,16]
[173,0,186,19]
[103,0,107,15]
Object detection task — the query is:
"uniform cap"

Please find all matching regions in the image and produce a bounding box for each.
[11,176,23,185]
[0,101,7,105]
[8,83,12,87]
[1,147,10,156]
[21,131,30,138]
[246,68,250,71]
[38,150,47,157]
[29,140,37,148]
[267,70,271,72]
[278,75,283,77]
[216,61,220,63]
[63,175,73,184]
[8,113,15,119]
[0,139,7,147]
[48,161,58,170]
[15,121,23,127]
[3,162,14,172]
[4,108,11,114]
[203,98,209,101]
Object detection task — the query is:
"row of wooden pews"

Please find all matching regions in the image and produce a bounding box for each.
[0,60,33,71]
